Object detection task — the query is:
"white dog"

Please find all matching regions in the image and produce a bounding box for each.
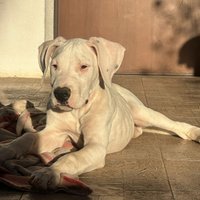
[0,37,200,190]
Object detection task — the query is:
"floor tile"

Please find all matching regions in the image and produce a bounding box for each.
[123,159,169,191]
[21,192,96,200]
[165,160,200,192]
[124,191,174,200]
[0,192,23,200]
[1,75,200,200]
[173,190,200,200]
[157,134,200,161]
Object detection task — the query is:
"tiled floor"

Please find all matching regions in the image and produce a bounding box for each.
[1,75,200,200]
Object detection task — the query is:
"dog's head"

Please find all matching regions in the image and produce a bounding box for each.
[38,36,125,111]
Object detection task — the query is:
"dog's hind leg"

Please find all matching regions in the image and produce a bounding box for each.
[113,83,200,142]
[133,126,143,138]
[131,105,193,140]
[131,99,200,142]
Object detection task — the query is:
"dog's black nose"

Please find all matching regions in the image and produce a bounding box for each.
[54,87,71,103]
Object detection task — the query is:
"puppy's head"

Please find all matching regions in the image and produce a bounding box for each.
[38,37,125,111]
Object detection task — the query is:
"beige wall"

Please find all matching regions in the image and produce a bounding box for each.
[0,0,54,78]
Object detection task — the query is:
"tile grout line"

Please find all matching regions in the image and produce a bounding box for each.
[155,133,175,200]
[141,77,149,108]
[185,82,200,126]
[178,79,200,127]
[19,192,24,200]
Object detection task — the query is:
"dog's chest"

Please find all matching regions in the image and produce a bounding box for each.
[47,109,81,134]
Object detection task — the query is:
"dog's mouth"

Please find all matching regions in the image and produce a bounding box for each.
[53,99,89,111]
[54,101,74,111]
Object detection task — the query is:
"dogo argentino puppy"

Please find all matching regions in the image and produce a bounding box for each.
[0,36,200,190]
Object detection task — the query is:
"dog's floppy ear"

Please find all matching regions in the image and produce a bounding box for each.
[38,36,66,84]
[87,37,125,87]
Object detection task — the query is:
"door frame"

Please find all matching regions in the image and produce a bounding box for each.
[54,0,58,38]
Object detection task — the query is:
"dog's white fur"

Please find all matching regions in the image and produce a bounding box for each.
[0,37,200,190]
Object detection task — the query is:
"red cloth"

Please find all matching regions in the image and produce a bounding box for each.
[0,101,92,195]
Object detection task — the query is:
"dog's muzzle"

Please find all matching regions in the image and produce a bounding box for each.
[54,87,71,105]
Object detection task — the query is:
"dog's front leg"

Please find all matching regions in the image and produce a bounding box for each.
[29,139,107,190]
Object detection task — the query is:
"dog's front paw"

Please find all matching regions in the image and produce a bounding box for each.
[0,144,15,165]
[28,167,60,191]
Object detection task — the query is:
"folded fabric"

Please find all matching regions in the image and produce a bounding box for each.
[0,100,92,195]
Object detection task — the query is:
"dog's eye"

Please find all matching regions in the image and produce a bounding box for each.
[81,65,88,69]
[52,65,57,70]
